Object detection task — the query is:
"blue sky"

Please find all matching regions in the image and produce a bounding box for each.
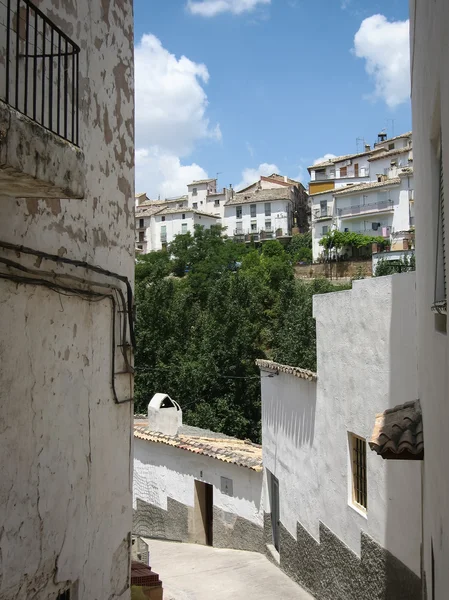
[134,0,411,196]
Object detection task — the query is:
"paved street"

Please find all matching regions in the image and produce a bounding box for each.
[146,539,315,600]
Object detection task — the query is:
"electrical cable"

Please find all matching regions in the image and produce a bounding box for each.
[0,271,132,404]
[0,240,135,349]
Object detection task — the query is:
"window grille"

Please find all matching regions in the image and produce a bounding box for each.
[351,434,367,510]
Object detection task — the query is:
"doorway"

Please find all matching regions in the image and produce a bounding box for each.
[194,480,213,546]
[270,473,280,551]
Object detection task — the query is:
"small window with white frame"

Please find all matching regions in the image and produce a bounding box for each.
[250,204,257,218]
[193,202,198,209]
[236,206,242,219]
[192,187,197,196]
[349,433,367,512]
[322,225,328,235]
[265,203,271,217]
[251,221,257,232]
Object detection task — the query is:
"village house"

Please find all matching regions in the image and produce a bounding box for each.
[133,394,264,554]
[310,133,414,266]
[0,0,135,598]
[257,273,422,600]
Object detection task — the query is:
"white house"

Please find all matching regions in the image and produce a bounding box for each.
[258,274,422,599]
[407,1,449,598]
[310,133,414,262]
[224,187,293,242]
[133,395,264,553]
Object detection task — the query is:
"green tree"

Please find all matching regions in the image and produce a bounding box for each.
[374,254,416,276]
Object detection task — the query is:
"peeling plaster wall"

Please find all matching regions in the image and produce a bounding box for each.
[0,1,134,599]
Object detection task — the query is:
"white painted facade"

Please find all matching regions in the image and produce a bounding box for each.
[137,209,219,253]
[0,1,134,599]
[223,198,292,240]
[134,439,263,531]
[410,0,449,597]
[260,274,422,578]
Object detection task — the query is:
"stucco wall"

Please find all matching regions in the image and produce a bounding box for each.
[313,274,421,575]
[0,1,134,598]
[410,1,449,597]
[133,438,264,552]
[223,199,291,237]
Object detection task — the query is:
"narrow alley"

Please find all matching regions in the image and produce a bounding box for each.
[147,540,314,600]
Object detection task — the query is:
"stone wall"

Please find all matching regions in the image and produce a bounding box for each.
[295,260,373,280]
[263,516,421,600]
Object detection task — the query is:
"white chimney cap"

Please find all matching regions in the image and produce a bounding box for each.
[148,393,183,436]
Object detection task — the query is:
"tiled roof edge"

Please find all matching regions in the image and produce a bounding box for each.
[256,359,317,381]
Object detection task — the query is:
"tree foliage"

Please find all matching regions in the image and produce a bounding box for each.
[319,230,385,253]
[134,225,348,442]
[374,254,416,277]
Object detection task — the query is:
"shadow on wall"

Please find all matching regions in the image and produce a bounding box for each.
[385,272,422,597]
[263,374,316,449]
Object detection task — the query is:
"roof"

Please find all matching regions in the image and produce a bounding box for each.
[156,207,220,219]
[368,147,412,162]
[135,205,165,218]
[375,131,412,145]
[332,177,401,196]
[133,422,263,471]
[369,400,423,460]
[225,187,292,206]
[256,359,317,382]
[135,192,148,199]
[238,174,300,193]
[187,178,217,186]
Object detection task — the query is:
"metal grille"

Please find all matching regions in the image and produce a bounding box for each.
[352,435,367,510]
[0,0,80,145]
[440,157,446,297]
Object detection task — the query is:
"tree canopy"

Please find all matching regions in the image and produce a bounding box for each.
[134,225,348,442]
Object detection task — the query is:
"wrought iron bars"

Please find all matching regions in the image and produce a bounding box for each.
[1,0,80,145]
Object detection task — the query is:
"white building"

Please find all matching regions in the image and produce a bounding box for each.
[0,0,134,598]
[224,187,293,242]
[258,274,422,599]
[309,133,414,262]
[136,204,220,253]
[409,1,449,597]
[133,394,264,553]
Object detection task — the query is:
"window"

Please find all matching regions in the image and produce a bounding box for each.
[236,206,242,219]
[138,231,144,242]
[182,213,186,220]
[182,223,188,234]
[251,222,257,232]
[322,225,328,235]
[193,202,198,209]
[388,143,395,150]
[265,221,272,232]
[139,218,144,228]
[354,163,359,177]
[192,187,197,196]
[57,589,71,600]
[350,434,367,511]
[320,200,328,216]
[265,203,271,217]
[214,199,220,207]
[340,166,348,177]
[161,225,167,241]
[161,216,166,222]
[250,204,257,218]
[236,222,243,233]
[435,151,446,305]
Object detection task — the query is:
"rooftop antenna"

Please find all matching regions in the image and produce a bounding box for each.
[216,172,222,180]
[387,119,395,139]
[356,137,366,153]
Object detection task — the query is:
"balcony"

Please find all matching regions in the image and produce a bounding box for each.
[313,208,333,221]
[337,200,394,218]
[0,0,84,198]
[233,228,290,242]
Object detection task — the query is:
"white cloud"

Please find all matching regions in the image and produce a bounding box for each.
[313,153,337,165]
[187,0,270,17]
[134,34,220,197]
[236,162,279,191]
[135,148,208,198]
[353,14,410,108]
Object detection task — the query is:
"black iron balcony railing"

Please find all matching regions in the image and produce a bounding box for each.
[313,208,333,220]
[1,0,80,145]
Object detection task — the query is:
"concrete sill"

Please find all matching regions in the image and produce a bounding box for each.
[0,100,85,199]
[266,543,280,564]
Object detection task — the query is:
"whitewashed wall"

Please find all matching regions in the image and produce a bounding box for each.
[261,373,319,540]
[313,274,421,575]
[410,0,449,597]
[0,0,134,598]
[133,439,263,527]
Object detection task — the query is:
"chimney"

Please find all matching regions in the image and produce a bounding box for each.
[148,393,183,436]
[284,175,288,182]
[365,144,371,151]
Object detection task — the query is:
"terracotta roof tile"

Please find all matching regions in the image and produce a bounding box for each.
[369,400,423,460]
[133,424,262,471]
[256,359,317,381]
[225,187,292,206]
